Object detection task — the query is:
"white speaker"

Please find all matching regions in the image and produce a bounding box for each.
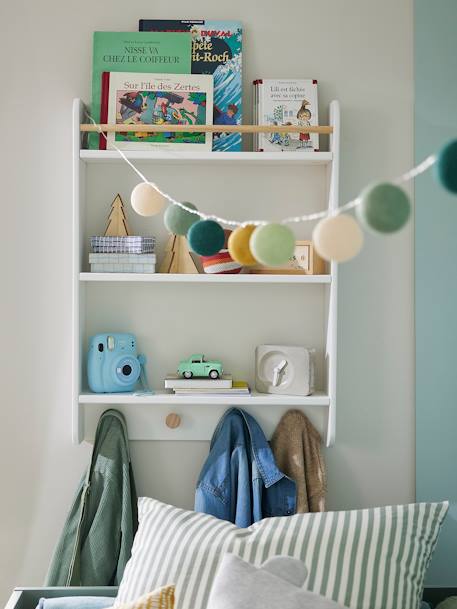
[255,345,315,396]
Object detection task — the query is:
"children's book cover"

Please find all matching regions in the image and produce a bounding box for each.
[256,79,319,152]
[106,72,213,151]
[139,20,242,152]
[90,31,192,149]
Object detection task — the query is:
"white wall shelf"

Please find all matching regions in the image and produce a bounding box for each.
[80,150,333,166]
[79,390,330,406]
[72,98,340,447]
[80,272,331,284]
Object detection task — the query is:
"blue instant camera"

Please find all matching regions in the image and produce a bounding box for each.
[87,333,146,393]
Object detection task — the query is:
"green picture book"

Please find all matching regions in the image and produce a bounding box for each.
[90,31,192,149]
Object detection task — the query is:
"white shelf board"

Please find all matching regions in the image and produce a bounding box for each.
[80,150,333,166]
[80,272,331,284]
[79,390,330,406]
[80,399,329,442]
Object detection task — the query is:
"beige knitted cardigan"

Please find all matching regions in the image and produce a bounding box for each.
[270,409,327,513]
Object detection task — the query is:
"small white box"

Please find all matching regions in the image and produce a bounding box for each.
[89,253,157,273]
[255,345,315,396]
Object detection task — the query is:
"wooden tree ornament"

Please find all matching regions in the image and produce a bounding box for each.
[159,234,200,274]
[104,194,132,237]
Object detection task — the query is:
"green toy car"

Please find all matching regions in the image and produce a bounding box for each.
[177,354,223,379]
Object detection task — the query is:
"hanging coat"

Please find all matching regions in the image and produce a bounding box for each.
[270,409,326,513]
[195,407,296,527]
[46,410,137,586]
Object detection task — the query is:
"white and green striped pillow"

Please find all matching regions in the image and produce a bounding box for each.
[115,498,448,609]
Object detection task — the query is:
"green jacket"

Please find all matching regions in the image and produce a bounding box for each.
[46,410,137,586]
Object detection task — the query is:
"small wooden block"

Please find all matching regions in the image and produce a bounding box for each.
[165,413,181,429]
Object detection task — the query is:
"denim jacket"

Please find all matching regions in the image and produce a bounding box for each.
[195,408,296,527]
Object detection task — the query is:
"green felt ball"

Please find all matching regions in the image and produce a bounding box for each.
[250,223,295,266]
[187,220,225,256]
[435,139,457,194]
[358,182,411,233]
[164,202,198,235]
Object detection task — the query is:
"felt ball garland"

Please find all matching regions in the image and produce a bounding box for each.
[250,224,296,267]
[228,225,257,266]
[187,220,225,256]
[313,214,363,262]
[164,201,198,235]
[434,139,457,194]
[357,183,411,233]
[131,182,165,216]
[121,135,457,265]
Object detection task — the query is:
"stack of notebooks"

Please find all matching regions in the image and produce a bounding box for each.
[89,236,156,273]
[164,375,250,396]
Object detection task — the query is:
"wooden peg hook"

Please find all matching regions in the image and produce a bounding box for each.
[165,413,181,429]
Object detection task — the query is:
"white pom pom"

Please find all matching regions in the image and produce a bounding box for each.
[312,214,363,262]
[131,182,165,217]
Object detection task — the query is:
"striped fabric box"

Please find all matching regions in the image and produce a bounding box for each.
[90,236,156,254]
[89,253,156,273]
[200,250,242,274]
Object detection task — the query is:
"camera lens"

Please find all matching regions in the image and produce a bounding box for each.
[98,343,104,352]
[122,364,132,376]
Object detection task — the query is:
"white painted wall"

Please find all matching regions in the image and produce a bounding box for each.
[0,0,414,603]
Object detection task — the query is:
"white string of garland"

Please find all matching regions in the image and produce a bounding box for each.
[85,113,457,265]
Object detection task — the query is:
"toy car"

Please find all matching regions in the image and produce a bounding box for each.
[177,354,223,379]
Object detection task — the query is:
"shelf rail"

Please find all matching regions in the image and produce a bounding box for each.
[80,123,334,134]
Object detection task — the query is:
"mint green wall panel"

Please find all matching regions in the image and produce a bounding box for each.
[415,0,457,585]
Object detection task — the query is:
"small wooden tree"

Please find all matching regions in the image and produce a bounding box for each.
[159,234,200,274]
[104,194,132,237]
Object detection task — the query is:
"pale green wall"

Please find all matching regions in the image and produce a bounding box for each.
[415,0,457,586]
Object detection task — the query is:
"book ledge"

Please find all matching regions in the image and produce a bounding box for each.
[80,123,334,134]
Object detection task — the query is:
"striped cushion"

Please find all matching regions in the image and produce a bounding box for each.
[115,498,448,609]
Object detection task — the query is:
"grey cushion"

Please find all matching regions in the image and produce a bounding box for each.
[207,554,348,609]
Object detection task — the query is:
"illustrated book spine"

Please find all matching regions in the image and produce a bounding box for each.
[139,20,242,152]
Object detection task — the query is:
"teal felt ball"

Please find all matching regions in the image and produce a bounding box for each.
[357,182,411,233]
[435,139,457,194]
[250,223,295,266]
[187,220,225,256]
[164,202,198,235]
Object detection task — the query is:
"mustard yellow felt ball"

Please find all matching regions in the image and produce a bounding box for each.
[228,225,257,266]
[131,182,166,217]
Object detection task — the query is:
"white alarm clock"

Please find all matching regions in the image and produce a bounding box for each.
[255,345,315,396]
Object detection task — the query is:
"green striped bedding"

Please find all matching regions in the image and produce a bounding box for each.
[115,498,448,609]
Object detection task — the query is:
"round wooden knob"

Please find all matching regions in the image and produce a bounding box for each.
[165,413,181,429]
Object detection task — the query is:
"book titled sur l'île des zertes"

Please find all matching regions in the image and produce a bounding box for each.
[139,20,242,152]
[90,31,192,149]
[105,72,214,151]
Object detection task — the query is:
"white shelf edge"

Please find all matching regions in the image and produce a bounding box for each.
[79,390,330,406]
[80,272,331,284]
[80,150,333,165]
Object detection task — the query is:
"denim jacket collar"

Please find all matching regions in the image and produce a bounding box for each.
[210,407,285,488]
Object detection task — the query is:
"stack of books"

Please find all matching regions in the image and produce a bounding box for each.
[91,21,243,153]
[164,375,250,396]
[89,236,156,273]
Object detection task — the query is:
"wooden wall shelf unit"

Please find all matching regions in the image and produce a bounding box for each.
[72,98,340,447]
